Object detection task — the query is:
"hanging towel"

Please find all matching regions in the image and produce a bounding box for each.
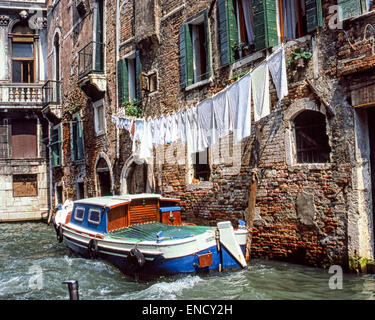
[252,62,270,122]
[165,114,173,144]
[170,113,179,143]
[177,110,187,145]
[185,106,199,154]
[150,118,158,146]
[132,119,145,153]
[139,119,153,162]
[233,74,251,143]
[159,116,166,145]
[268,45,288,100]
[227,81,239,132]
[197,98,214,149]
[212,89,231,143]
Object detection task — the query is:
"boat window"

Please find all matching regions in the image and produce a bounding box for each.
[74,206,85,222]
[88,208,101,225]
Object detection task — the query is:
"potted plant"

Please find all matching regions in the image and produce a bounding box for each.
[120,98,143,117]
[232,43,241,60]
[240,42,251,57]
[288,48,312,69]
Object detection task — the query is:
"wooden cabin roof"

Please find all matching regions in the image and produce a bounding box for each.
[74,194,179,209]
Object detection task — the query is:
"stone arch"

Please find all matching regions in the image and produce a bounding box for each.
[120,155,155,195]
[285,98,331,166]
[94,152,114,196]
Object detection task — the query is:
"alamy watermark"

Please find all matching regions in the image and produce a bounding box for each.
[28,264,43,290]
[328,265,343,290]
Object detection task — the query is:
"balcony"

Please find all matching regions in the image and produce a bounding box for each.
[42,80,62,123]
[0,83,43,108]
[77,41,106,99]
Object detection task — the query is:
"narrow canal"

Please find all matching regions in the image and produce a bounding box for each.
[1,222,375,300]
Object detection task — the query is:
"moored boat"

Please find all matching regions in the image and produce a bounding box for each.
[53,194,248,279]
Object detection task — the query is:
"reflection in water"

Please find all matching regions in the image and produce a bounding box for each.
[0,222,375,300]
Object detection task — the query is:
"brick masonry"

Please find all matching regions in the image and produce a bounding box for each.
[46,0,375,269]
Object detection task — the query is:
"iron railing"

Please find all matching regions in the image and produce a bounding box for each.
[42,80,61,106]
[78,41,104,78]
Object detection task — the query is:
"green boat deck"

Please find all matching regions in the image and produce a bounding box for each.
[105,222,212,242]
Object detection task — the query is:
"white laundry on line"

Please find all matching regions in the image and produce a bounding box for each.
[252,62,270,122]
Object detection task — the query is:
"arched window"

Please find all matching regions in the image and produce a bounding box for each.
[54,33,60,82]
[294,110,331,163]
[11,21,36,83]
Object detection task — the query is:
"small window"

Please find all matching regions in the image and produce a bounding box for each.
[74,206,85,221]
[180,11,211,88]
[55,183,63,205]
[13,174,38,197]
[294,110,331,163]
[88,208,101,225]
[193,148,210,181]
[93,100,105,135]
[148,72,158,93]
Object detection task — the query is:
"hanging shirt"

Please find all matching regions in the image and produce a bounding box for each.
[139,119,153,163]
[197,98,214,150]
[159,116,166,145]
[212,88,231,144]
[177,110,187,145]
[185,106,199,154]
[165,114,173,144]
[170,113,179,143]
[233,73,251,143]
[132,119,145,153]
[268,45,288,100]
[227,81,239,133]
[252,62,270,122]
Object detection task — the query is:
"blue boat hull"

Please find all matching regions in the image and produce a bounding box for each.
[64,236,246,278]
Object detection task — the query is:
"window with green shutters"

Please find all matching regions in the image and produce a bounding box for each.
[337,0,370,20]
[253,0,278,51]
[117,50,142,106]
[306,0,323,33]
[50,124,62,167]
[218,0,323,65]
[180,11,211,88]
[70,113,84,162]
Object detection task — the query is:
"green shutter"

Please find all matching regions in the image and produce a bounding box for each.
[70,120,75,162]
[135,50,142,102]
[117,59,128,106]
[179,24,194,88]
[305,0,323,33]
[179,25,187,88]
[337,0,362,20]
[95,0,104,71]
[218,0,238,65]
[204,10,211,77]
[252,0,278,51]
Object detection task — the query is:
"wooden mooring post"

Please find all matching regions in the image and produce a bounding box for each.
[245,170,258,262]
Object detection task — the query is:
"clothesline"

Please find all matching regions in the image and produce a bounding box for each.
[111,45,288,163]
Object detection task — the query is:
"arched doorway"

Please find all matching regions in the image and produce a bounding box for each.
[120,156,155,195]
[127,162,147,194]
[96,157,112,196]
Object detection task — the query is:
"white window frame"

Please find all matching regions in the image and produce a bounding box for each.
[93,98,106,136]
[88,208,101,225]
[74,206,85,222]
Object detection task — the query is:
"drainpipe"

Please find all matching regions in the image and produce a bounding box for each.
[42,114,54,225]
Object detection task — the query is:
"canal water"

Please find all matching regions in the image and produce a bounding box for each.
[1,222,375,300]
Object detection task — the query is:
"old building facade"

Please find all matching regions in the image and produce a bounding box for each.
[35,0,375,270]
[0,0,49,221]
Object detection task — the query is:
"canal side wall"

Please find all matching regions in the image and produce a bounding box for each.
[42,0,375,270]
